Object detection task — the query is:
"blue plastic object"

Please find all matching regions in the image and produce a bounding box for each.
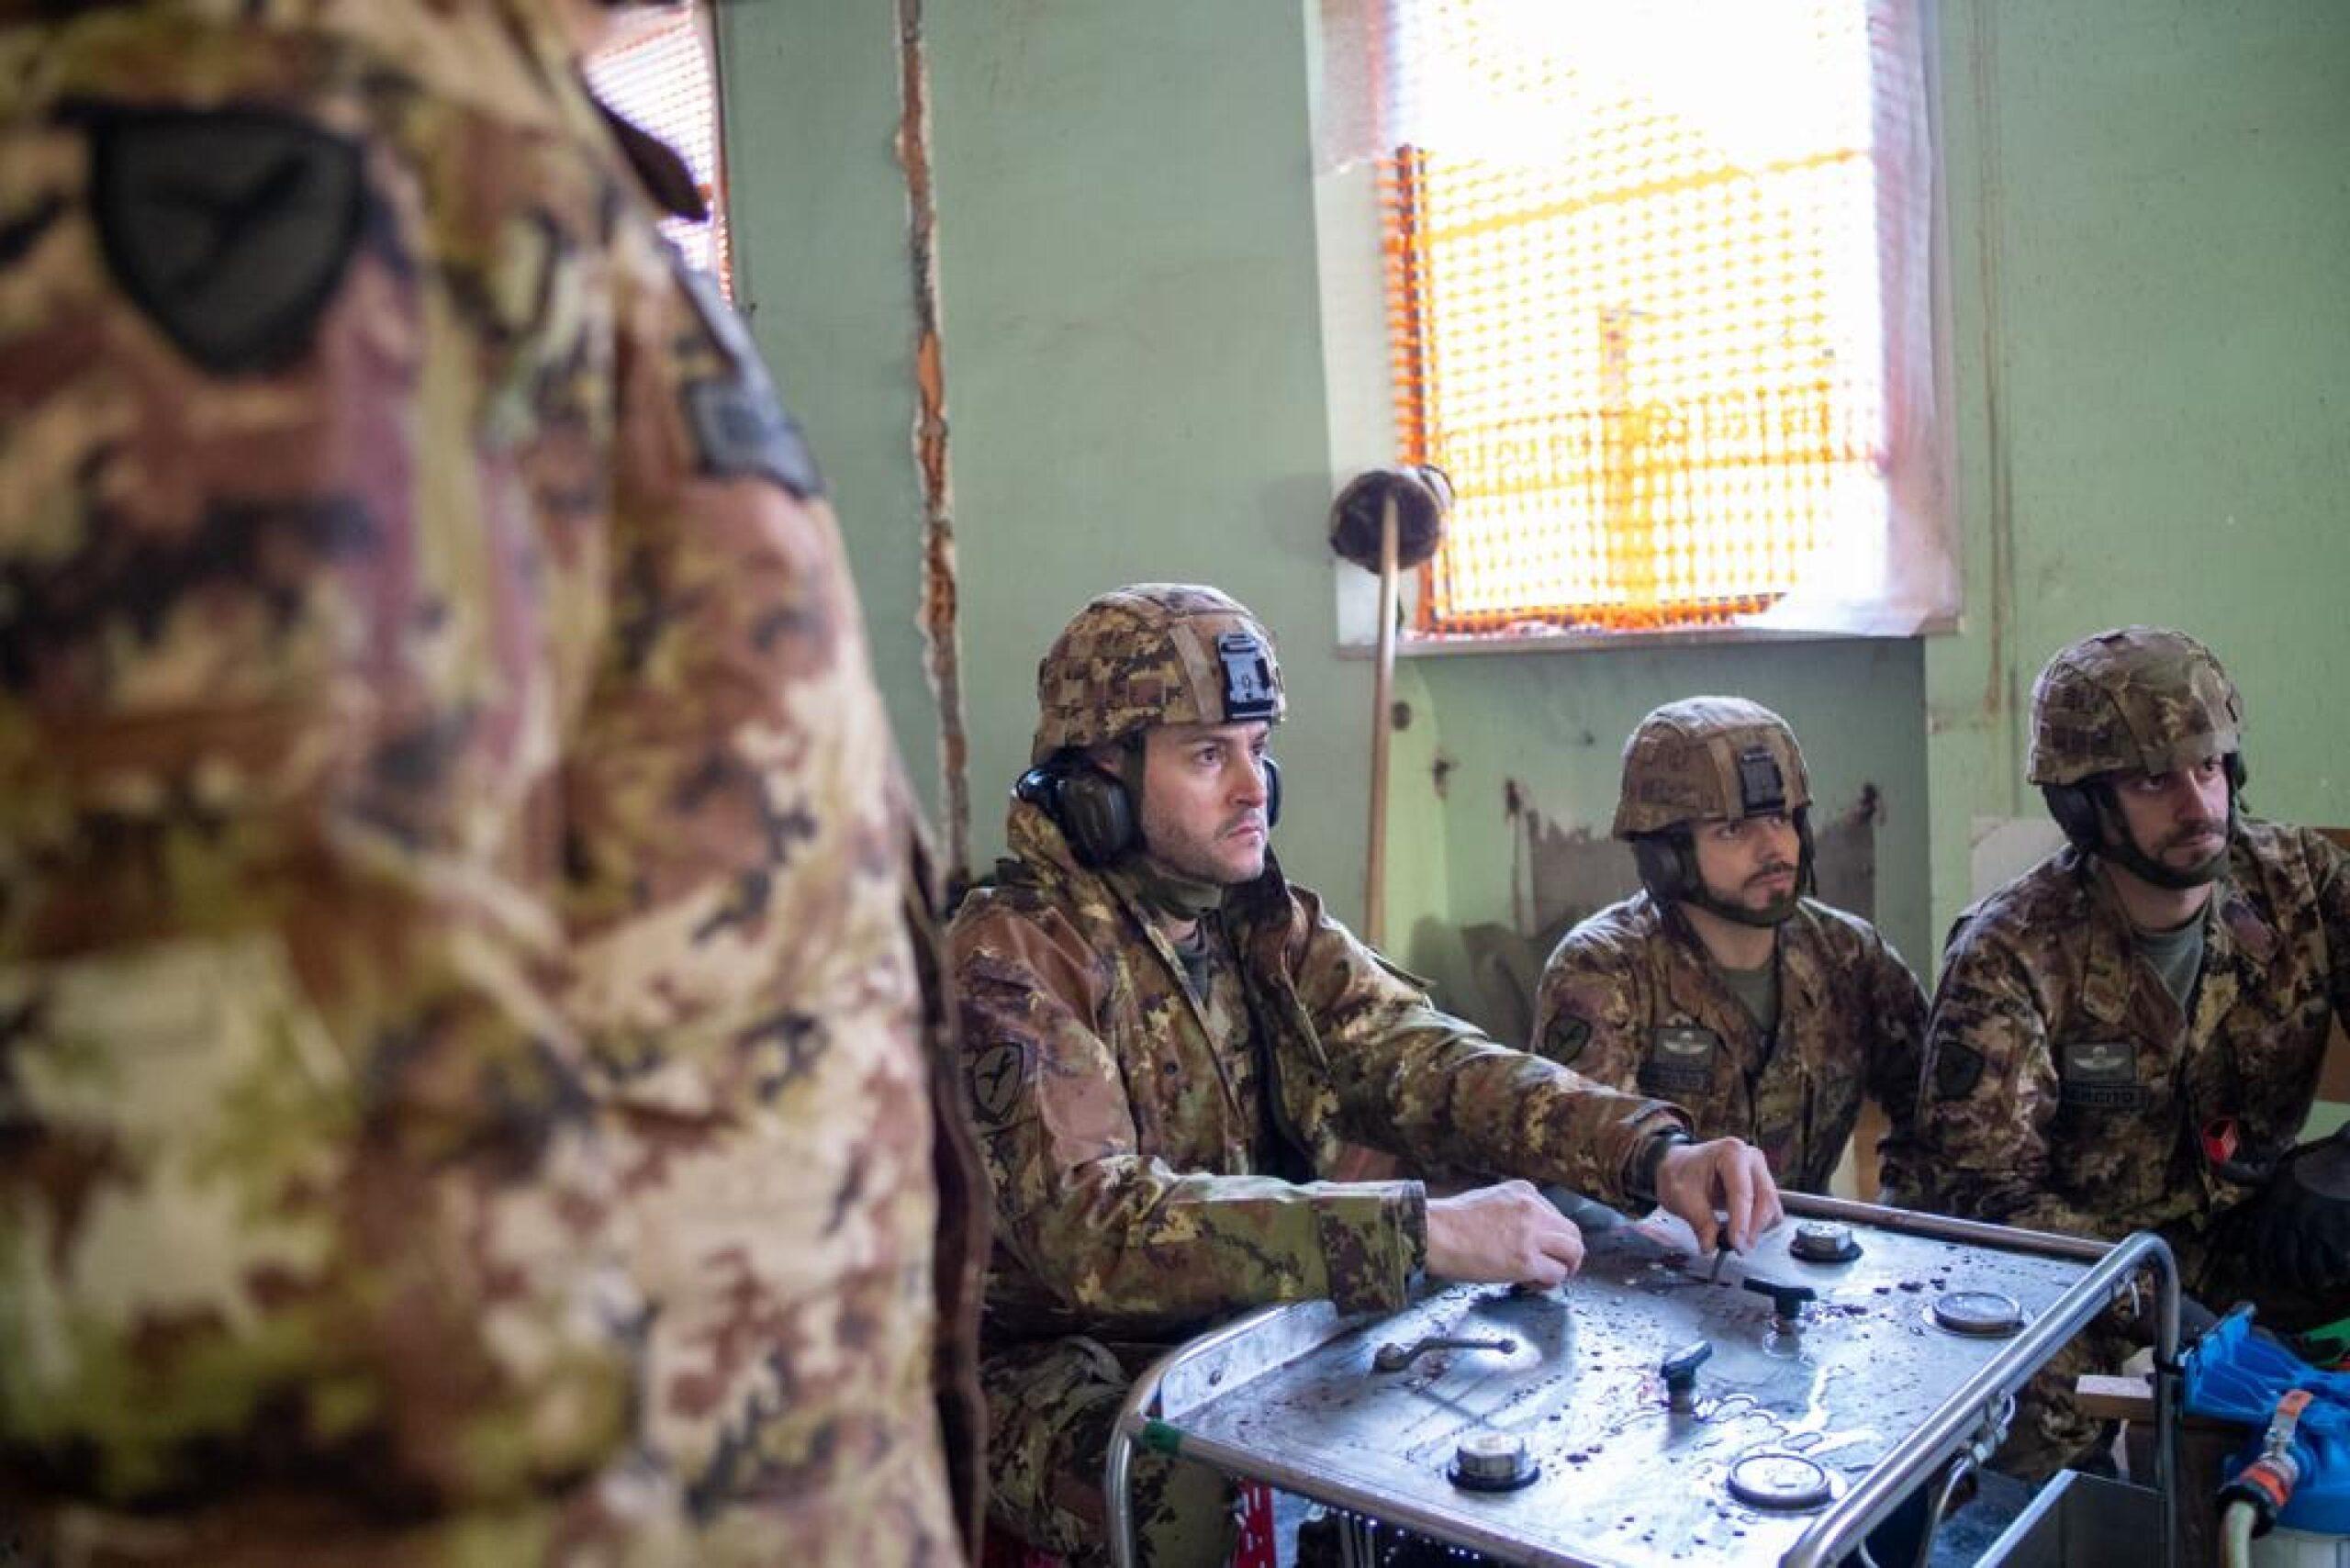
[2183,1306,2350,1534]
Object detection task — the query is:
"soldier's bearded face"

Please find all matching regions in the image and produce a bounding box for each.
[1137,721,1274,885]
[1690,812,1802,915]
[2107,756,2231,871]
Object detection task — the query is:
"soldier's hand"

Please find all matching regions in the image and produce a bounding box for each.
[1656,1138,1783,1254]
[1425,1180,1585,1286]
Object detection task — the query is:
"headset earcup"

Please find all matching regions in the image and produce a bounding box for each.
[1058,768,1136,868]
[1793,805,1818,897]
[1262,755,1282,828]
[2041,783,2104,851]
[1631,834,1687,903]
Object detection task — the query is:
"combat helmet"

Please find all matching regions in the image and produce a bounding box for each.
[2029,627,2244,887]
[1030,584,1283,764]
[1614,697,1815,926]
[1019,584,1283,868]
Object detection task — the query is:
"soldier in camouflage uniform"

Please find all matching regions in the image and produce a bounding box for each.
[0,2,982,1562]
[1914,626,2350,1477]
[1529,700,1929,1198]
[952,585,1782,1566]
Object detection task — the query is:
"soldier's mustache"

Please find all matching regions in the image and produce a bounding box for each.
[2164,821,2223,850]
[1747,863,1797,886]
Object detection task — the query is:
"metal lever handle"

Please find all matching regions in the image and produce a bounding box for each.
[1742,1277,1818,1326]
[1662,1339,1713,1412]
[1372,1334,1517,1372]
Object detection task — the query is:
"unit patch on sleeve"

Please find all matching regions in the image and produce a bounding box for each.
[92,107,364,375]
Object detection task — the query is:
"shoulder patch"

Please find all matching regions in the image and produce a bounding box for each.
[966,1040,1032,1129]
[672,258,824,498]
[1542,1011,1593,1066]
[92,107,364,375]
[1931,1041,1986,1101]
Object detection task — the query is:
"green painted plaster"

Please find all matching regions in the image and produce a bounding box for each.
[716,3,2348,1127]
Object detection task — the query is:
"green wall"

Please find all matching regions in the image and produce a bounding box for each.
[1926,0,2350,939]
[721,1,1369,902]
[719,0,2350,1085]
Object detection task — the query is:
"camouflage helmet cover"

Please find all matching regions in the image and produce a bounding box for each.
[2027,626,2244,786]
[1031,584,1285,763]
[1613,697,1813,837]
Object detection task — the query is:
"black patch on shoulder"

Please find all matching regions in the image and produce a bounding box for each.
[671,259,824,498]
[1931,1042,1986,1101]
[92,107,364,375]
[1542,1011,1593,1066]
[967,1041,1031,1129]
[1637,1025,1718,1096]
[2056,1039,2147,1110]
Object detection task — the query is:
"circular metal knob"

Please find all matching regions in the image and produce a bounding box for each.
[1727,1451,1834,1511]
[1449,1431,1539,1492]
[1931,1290,2027,1338]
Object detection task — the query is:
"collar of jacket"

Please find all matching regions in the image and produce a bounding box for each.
[1649,891,1829,1042]
[1004,798,1296,969]
[2066,838,2278,1027]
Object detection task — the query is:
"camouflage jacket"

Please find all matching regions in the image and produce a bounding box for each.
[1914,822,2349,1275]
[1529,894,1928,1196]
[950,802,1689,1347]
[0,3,979,1562]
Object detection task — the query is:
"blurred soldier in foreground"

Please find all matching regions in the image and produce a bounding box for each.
[0,1,981,1562]
[951,583,1781,1566]
[1915,626,2350,1477]
[1530,699,1928,1198]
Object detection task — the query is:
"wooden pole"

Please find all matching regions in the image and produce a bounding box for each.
[1366,494,1400,948]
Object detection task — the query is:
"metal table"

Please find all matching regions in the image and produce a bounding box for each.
[1109,1195,2179,1568]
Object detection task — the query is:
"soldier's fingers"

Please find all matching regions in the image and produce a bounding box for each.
[1715,1150,1759,1252]
[1539,1218,1585,1277]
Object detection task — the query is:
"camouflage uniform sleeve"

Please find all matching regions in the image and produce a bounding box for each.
[2313,829,2350,1021]
[954,902,1426,1329]
[1528,930,1651,1092]
[1859,932,1930,1204]
[1914,922,2105,1233]
[1292,895,1686,1204]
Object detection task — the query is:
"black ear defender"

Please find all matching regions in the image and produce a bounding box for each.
[2042,782,2104,853]
[1014,759,1136,868]
[1631,830,1699,905]
[1013,750,1283,869]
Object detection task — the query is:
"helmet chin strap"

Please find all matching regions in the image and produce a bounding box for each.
[1688,886,1803,928]
[1113,738,1231,921]
[2093,790,2234,891]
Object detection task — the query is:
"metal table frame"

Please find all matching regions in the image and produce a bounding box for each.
[1107,1195,2180,1568]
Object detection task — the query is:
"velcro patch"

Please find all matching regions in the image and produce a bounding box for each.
[966,1040,1032,1129]
[93,107,363,375]
[2058,1039,2147,1110]
[1216,631,1279,720]
[1638,1025,1718,1096]
[673,259,823,498]
[1542,1011,1593,1066]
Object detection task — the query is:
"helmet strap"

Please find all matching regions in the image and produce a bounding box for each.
[2091,785,2234,891]
[1682,818,1805,925]
[1112,735,1229,920]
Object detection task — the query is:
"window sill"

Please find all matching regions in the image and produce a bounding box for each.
[1334,614,1957,660]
